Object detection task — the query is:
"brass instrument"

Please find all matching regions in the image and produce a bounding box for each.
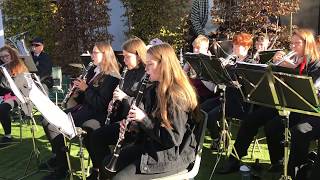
[104,74,149,173]
[274,51,297,66]
[62,62,94,108]
[105,67,128,125]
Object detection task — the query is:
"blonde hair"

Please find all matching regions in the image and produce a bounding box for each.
[293,28,320,62]
[147,43,199,129]
[94,41,120,76]
[192,35,209,49]
[122,37,147,64]
[0,45,28,76]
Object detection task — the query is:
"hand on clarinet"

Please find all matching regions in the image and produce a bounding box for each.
[127,105,146,123]
[113,86,128,101]
[73,78,88,91]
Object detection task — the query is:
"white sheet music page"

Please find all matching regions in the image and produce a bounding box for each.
[28,80,77,139]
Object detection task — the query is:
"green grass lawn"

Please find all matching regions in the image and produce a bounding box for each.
[0,117,283,180]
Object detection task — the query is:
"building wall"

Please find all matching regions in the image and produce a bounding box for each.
[108,0,128,51]
[0,10,5,47]
[281,0,320,34]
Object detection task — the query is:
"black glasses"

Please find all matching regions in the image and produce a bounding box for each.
[0,54,10,59]
[32,44,41,47]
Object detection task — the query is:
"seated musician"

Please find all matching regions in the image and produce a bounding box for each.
[201,32,254,150]
[87,37,147,180]
[184,35,216,104]
[252,34,270,62]
[219,28,320,176]
[279,29,320,179]
[0,45,28,146]
[41,42,120,180]
[101,43,200,180]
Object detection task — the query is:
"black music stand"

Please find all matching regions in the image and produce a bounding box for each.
[236,62,320,180]
[184,53,239,160]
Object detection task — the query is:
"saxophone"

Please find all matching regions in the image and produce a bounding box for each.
[105,67,128,125]
[104,74,149,173]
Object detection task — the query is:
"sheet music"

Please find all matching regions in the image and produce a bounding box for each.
[0,67,26,104]
[28,79,77,139]
[236,61,268,67]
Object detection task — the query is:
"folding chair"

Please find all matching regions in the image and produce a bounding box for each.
[51,66,64,106]
[153,110,208,180]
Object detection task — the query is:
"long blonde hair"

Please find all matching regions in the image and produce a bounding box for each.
[94,41,120,76]
[122,37,147,65]
[293,28,320,62]
[147,43,199,129]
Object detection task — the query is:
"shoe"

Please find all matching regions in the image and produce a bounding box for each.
[42,168,68,180]
[0,137,13,148]
[217,157,240,174]
[210,139,220,151]
[0,136,13,144]
[268,163,283,173]
[87,169,99,180]
[39,156,57,171]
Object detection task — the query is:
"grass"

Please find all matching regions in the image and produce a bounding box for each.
[0,116,283,180]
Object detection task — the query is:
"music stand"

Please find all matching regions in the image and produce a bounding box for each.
[15,73,78,180]
[19,55,38,73]
[235,62,320,180]
[184,53,239,160]
[0,67,39,179]
[258,49,282,64]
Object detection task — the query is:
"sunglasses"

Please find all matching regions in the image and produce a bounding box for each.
[32,44,42,47]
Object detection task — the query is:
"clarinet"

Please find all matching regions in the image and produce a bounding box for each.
[105,67,128,125]
[61,62,94,107]
[104,73,149,173]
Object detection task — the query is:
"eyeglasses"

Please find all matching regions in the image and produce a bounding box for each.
[32,44,42,47]
[0,54,10,59]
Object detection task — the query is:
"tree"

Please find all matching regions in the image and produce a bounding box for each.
[121,0,191,50]
[211,0,301,48]
[1,0,112,73]
[1,0,56,54]
[52,0,111,72]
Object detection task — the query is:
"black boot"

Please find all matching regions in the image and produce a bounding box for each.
[218,156,240,174]
[87,169,100,180]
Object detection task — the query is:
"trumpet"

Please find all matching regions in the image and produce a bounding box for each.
[105,67,128,125]
[274,51,297,66]
[104,73,149,173]
[62,62,94,107]
[219,54,237,66]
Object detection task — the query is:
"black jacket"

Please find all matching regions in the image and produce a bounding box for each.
[70,71,120,125]
[31,51,53,88]
[110,64,146,123]
[137,84,197,174]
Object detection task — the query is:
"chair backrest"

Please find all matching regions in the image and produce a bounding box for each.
[186,110,207,172]
[194,110,207,158]
[152,110,207,180]
[52,66,62,89]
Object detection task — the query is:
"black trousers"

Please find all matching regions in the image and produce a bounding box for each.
[105,144,188,180]
[233,106,301,164]
[89,122,120,169]
[200,97,221,140]
[288,115,320,179]
[0,103,13,135]
[200,88,248,141]
[42,107,101,171]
